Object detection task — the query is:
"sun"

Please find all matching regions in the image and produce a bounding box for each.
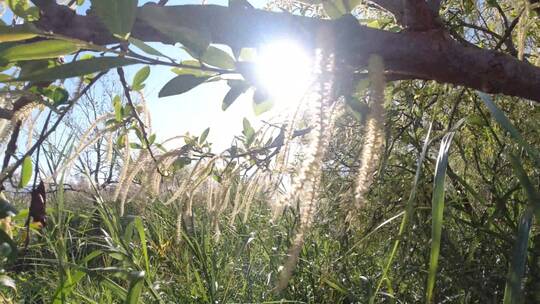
[255,40,314,110]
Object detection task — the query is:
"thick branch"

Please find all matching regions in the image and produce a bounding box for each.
[33,4,540,102]
[402,0,439,30]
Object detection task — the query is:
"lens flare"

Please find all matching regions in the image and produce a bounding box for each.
[256,40,313,110]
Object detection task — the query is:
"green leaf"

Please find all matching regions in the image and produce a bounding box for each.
[36,86,70,106]
[242,118,255,145]
[10,57,140,82]
[201,46,235,70]
[253,89,274,116]
[502,153,540,304]
[253,99,274,116]
[0,40,79,62]
[509,154,540,217]
[51,269,86,304]
[125,271,145,304]
[138,5,210,56]
[7,0,38,21]
[132,66,150,91]
[49,87,70,106]
[17,59,54,78]
[370,124,433,303]
[7,0,29,17]
[133,218,149,274]
[113,95,123,122]
[148,134,156,145]
[128,37,168,58]
[199,128,210,144]
[477,92,540,166]
[102,278,127,299]
[158,75,208,98]
[172,61,215,77]
[0,229,17,263]
[238,48,257,62]
[223,80,249,111]
[426,131,456,303]
[322,0,346,19]
[18,156,32,188]
[503,207,533,304]
[92,0,138,39]
[0,24,39,42]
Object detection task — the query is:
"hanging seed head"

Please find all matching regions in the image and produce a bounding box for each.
[354,54,386,208]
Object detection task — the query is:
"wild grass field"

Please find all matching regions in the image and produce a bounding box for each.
[1,85,538,303]
[0,1,539,303]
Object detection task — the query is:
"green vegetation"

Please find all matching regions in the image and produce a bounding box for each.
[0,0,539,303]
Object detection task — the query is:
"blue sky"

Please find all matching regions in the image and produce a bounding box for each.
[3,0,292,152]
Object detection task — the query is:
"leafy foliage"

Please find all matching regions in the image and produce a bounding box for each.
[0,0,538,303]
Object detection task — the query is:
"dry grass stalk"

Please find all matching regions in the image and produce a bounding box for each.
[354,54,386,208]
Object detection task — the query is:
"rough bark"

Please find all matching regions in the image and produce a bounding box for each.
[24,2,540,103]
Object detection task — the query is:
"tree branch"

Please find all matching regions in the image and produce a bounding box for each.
[368,0,404,22]
[402,0,440,30]
[31,3,540,102]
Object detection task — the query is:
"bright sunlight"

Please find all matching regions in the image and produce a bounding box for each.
[255,40,314,109]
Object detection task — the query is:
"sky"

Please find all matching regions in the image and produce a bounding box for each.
[131,0,275,151]
[2,0,309,153]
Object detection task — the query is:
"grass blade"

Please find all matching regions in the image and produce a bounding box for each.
[477,92,540,166]
[134,217,150,274]
[509,154,540,219]
[503,208,533,304]
[125,271,145,304]
[426,131,456,303]
[503,153,540,303]
[370,123,433,304]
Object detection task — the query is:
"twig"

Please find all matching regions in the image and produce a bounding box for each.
[32,110,53,188]
[0,72,107,186]
[116,67,165,176]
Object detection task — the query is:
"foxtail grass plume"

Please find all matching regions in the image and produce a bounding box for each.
[354,54,386,208]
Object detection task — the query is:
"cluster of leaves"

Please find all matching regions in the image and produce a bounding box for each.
[0,0,275,123]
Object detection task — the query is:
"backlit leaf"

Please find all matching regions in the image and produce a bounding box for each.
[426,131,456,302]
[7,0,38,21]
[128,37,168,58]
[322,0,346,19]
[158,75,208,98]
[138,5,210,56]
[242,118,255,145]
[113,95,123,122]
[0,40,79,62]
[132,66,150,91]
[0,24,39,42]
[199,128,210,144]
[201,46,235,70]
[18,156,32,188]
[92,0,138,39]
[223,80,249,111]
[253,89,273,116]
[10,57,140,82]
